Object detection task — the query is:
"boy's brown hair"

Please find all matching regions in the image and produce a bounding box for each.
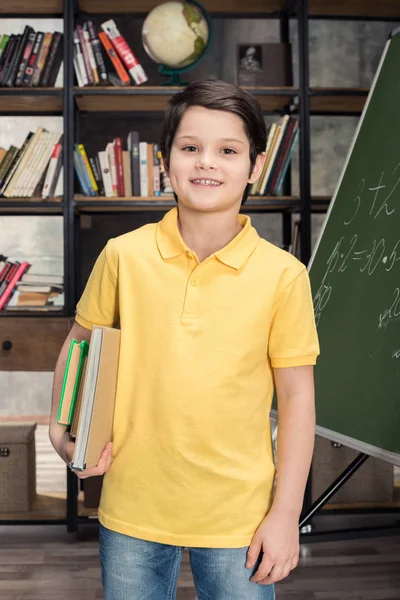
[160,79,267,204]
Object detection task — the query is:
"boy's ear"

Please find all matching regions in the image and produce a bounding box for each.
[248,152,266,185]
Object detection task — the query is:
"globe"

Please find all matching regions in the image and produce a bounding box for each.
[142,0,212,85]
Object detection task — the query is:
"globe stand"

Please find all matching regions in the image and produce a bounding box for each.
[158,65,188,87]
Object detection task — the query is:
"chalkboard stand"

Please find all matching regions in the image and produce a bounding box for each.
[298,453,400,541]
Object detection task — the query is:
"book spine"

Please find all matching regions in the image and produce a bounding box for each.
[89,156,104,195]
[130,131,141,196]
[122,151,132,197]
[98,151,113,197]
[101,19,147,85]
[31,32,52,87]
[14,30,36,86]
[0,260,13,285]
[0,146,18,189]
[276,129,300,196]
[77,144,98,194]
[5,127,44,198]
[54,165,63,198]
[98,31,130,86]
[75,146,95,196]
[46,44,63,87]
[139,142,148,197]
[42,142,62,198]
[76,25,94,85]
[40,32,62,87]
[0,261,19,297]
[0,35,18,85]
[0,35,9,63]
[74,32,89,86]
[146,143,154,196]
[0,133,33,196]
[5,31,27,87]
[87,20,108,83]
[114,137,125,196]
[106,142,118,196]
[74,150,90,196]
[153,143,161,197]
[83,27,99,85]
[0,262,30,311]
[268,118,297,195]
[22,32,44,87]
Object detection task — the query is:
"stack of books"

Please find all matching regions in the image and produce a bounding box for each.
[75,134,173,199]
[251,115,299,197]
[0,255,64,312]
[0,128,63,199]
[0,27,63,88]
[57,326,120,471]
[74,19,147,87]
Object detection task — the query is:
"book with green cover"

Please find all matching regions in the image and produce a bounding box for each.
[57,339,89,426]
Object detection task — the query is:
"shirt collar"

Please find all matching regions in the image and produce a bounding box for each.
[156,208,260,270]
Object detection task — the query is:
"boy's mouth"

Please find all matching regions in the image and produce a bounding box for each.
[190,178,222,187]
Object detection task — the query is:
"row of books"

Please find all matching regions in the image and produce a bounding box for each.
[251,115,299,197]
[0,28,63,88]
[74,19,147,88]
[0,128,63,199]
[57,326,120,471]
[0,255,64,312]
[75,135,173,198]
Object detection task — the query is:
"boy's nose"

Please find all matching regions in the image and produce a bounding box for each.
[195,156,218,170]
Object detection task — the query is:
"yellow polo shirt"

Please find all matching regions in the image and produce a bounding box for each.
[75,208,319,548]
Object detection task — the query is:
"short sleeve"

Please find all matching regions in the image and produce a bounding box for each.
[268,267,320,368]
[75,240,119,330]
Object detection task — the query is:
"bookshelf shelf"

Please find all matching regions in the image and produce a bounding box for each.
[0,89,63,114]
[0,1,63,16]
[79,0,286,16]
[310,88,369,115]
[307,0,400,19]
[74,86,297,113]
[75,196,332,213]
[0,201,63,215]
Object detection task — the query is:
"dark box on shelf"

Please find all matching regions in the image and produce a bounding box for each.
[0,423,37,512]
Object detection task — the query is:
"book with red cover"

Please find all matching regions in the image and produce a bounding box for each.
[0,262,30,310]
[101,19,147,86]
[114,137,125,196]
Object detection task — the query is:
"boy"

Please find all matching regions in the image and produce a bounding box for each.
[49,79,319,600]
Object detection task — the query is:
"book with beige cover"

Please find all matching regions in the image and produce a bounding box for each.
[70,326,120,471]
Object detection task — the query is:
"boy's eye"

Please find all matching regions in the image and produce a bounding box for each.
[182,145,198,152]
[221,148,237,155]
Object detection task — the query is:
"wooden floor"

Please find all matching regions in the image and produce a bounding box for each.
[0,524,399,600]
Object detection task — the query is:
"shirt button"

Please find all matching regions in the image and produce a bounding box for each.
[187,252,194,260]
[191,279,198,286]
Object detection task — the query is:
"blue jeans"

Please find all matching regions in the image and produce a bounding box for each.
[99,524,275,600]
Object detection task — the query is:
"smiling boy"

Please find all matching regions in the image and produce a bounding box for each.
[49,79,319,600]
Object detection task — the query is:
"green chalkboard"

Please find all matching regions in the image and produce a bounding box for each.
[309,29,400,466]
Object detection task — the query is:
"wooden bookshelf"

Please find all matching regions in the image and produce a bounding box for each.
[79,0,285,15]
[74,195,304,212]
[0,0,63,14]
[0,200,63,215]
[74,86,296,113]
[0,89,63,114]
[308,0,400,19]
[310,88,369,115]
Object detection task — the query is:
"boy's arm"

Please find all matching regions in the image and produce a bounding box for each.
[49,320,113,478]
[247,365,315,585]
[271,364,316,515]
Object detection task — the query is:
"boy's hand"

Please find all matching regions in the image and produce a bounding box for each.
[246,508,299,585]
[58,432,113,480]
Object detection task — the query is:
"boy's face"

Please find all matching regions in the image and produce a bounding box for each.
[167,106,265,213]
